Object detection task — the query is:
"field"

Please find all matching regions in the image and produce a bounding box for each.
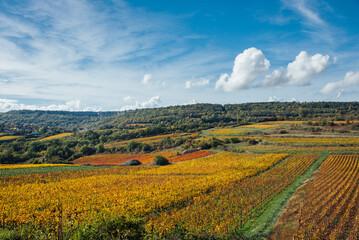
[263,136,359,145]
[0,165,110,177]
[209,129,248,135]
[104,133,198,148]
[71,151,177,165]
[239,124,282,129]
[71,150,215,165]
[147,153,319,235]
[0,135,23,141]
[0,152,289,237]
[1,119,359,239]
[294,154,359,239]
[39,133,73,141]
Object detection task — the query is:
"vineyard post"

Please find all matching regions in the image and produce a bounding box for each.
[240,205,243,227]
[57,202,64,240]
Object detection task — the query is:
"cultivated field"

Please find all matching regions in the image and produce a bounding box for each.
[1,120,359,239]
[294,154,359,239]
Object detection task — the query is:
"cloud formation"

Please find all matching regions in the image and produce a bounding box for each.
[142,74,152,85]
[215,47,270,91]
[261,51,330,87]
[267,96,281,102]
[284,0,325,26]
[185,78,210,89]
[0,99,90,112]
[0,0,212,108]
[320,71,359,94]
[123,96,135,102]
[120,96,161,111]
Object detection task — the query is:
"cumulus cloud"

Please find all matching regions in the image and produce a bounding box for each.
[142,74,152,85]
[261,51,330,87]
[120,96,161,111]
[215,47,270,91]
[268,96,281,102]
[320,71,359,94]
[185,78,210,89]
[0,99,92,112]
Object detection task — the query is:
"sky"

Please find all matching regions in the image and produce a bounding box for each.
[0,0,358,112]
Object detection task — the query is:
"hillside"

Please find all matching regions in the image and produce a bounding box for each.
[1,102,358,129]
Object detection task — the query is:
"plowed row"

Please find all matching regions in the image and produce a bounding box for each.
[294,154,359,239]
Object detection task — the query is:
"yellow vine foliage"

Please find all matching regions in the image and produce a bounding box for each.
[39,133,73,141]
[104,133,198,148]
[0,152,288,230]
[209,129,248,135]
[264,136,359,145]
[0,136,23,141]
[147,153,319,235]
[294,154,359,239]
[240,124,282,129]
[241,144,359,152]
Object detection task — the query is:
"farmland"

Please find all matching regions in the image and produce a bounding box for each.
[40,133,73,141]
[294,154,359,239]
[0,135,23,141]
[0,105,359,239]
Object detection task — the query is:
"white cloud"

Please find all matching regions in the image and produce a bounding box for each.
[215,47,270,91]
[282,0,336,43]
[261,68,287,87]
[268,96,281,102]
[1,0,219,107]
[336,90,344,99]
[0,99,94,112]
[320,71,359,94]
[182,99,197,105]
[287,0,325,26]
[185,78,210,89]
[287,51,330,85]
[123,96,135,103]
[261,51,330,87]
[142,74,152,85]
[120,96,161,111]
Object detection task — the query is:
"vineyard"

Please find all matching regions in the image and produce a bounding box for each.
[209,129,248,135]
[0,153,290,237]
[146,153,319,235]
[239,124,282,129]
[104,133,198,148]
[71,150,215,165]
[1,118,359,239]
[0,135,23,141]
[294,154,359,239]
[40,133,73,141]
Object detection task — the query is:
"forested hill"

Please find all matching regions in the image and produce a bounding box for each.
[0,102,358,129]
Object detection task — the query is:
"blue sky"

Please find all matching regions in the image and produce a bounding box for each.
[0,0,358,111]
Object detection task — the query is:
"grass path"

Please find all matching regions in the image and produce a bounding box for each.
[240,152,329,239]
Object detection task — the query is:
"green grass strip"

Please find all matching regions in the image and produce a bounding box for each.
[241,152,329,239]
[0,165,112,177]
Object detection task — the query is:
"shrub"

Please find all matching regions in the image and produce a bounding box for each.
[121,159,142,166]
[152,155,170,166]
